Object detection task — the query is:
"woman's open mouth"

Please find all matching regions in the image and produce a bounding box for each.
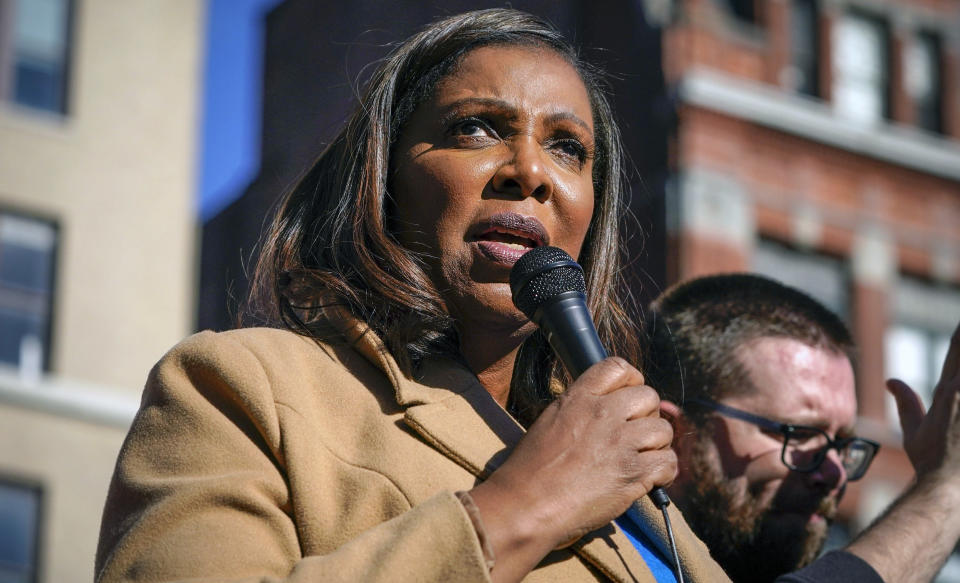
[473,213,548,265]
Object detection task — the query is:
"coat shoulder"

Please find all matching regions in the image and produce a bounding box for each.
[146,326,386,408]
[157,327,335,378]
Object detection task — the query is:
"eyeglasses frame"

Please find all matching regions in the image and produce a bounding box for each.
[685,397,880,481]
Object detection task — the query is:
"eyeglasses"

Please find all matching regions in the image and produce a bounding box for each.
[686,398,880,481]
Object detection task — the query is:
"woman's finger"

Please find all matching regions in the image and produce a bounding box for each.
[570,356,646,397]
[599,384,661,421]
[621,416,674,452]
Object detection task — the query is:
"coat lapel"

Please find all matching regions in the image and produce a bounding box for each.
[336,311,687,583]
[401,363,661,583]
[402,359,523,478]
[628,499,731,583]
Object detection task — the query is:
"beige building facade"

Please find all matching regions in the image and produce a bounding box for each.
[0,0,204,580]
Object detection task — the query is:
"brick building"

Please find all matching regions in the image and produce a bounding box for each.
[659,0,960,559]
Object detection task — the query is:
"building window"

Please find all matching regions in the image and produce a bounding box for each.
[752,238,850,321]
[0,479,42,583]
[0,0,74,114]
[789,0,819,97]
[0,210,57,375]
[905,31,942,134]
[885,277,960,427]
[832,11,890,125]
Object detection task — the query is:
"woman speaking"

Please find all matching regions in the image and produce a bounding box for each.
[95,9,725,583]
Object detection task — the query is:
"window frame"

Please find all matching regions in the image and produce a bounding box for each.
[751,237,852,322]
[885,274,960,420]
[0,0,76,116]
[0,474,44,583]
[790,0,820,97]
[832,7,892,125]
[910,29,943,134]
[0,204,60,373]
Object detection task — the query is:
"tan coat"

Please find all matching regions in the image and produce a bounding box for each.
[96,309,729,582]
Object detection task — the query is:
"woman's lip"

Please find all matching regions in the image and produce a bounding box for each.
[473,212,549,247]
[475,240,532,266]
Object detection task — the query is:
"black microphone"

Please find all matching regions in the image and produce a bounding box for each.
[510,246,672,510]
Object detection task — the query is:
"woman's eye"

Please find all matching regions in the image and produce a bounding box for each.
[451,118,493,138]
[551,139,588,165]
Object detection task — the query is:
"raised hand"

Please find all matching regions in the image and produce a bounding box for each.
[887,322,960,478]
[847,321,960,583]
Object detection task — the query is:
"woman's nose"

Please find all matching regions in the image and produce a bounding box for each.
[491,137,553,202]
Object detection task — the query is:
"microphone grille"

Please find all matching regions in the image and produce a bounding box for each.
[510,246,586,319]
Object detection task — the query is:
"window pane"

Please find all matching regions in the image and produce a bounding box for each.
[752,240,849,319]
[0,245,53,293]
[932,333,950,386]
[885,326,931,402]
[884,325,932,429]
[887,277,960,430]
[907,32,942,133]
[0,481,41,583]
[790,0,818,96]
[0,309,45,368]
[832,13,888,124]
[11,0,71,113]
[0,212,56,371]
[891,277,960,335]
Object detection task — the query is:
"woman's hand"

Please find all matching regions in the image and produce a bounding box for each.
[469,357,676,582]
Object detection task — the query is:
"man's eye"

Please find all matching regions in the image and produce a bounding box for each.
[786,427,827,447]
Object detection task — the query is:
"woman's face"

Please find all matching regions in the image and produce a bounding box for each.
[391,44,596,330]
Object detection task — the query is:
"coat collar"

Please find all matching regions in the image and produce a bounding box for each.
[333,305,724,583]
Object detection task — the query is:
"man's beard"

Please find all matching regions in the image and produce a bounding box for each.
[679,436,836,583]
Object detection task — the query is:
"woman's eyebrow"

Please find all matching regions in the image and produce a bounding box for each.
[544,111,592,133]
[439,97,516,118]
[439,97,591,132]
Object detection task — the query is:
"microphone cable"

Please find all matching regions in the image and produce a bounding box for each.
[650,489,685,583]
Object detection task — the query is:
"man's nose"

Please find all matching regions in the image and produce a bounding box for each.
[805,447,847,493]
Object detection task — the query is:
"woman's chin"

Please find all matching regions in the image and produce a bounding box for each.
[446,282,534,335]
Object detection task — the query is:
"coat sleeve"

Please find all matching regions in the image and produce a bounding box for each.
[94,331,493,583]
[774,551,885,583]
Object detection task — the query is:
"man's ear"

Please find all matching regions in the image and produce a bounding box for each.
[659,400,699,489]
[659,400,695,453]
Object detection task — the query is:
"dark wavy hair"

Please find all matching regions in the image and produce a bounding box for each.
[643,273,856,423]
[247,8,640,424]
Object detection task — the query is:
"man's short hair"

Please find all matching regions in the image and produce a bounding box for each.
[643,273,855,418]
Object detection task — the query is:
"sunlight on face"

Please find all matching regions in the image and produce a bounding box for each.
[390,45,596,331]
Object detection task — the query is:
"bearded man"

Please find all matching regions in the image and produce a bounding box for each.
[644,273,960,583]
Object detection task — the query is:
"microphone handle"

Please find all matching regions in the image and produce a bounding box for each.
[536,291,672,509]
[535,292,607,378]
